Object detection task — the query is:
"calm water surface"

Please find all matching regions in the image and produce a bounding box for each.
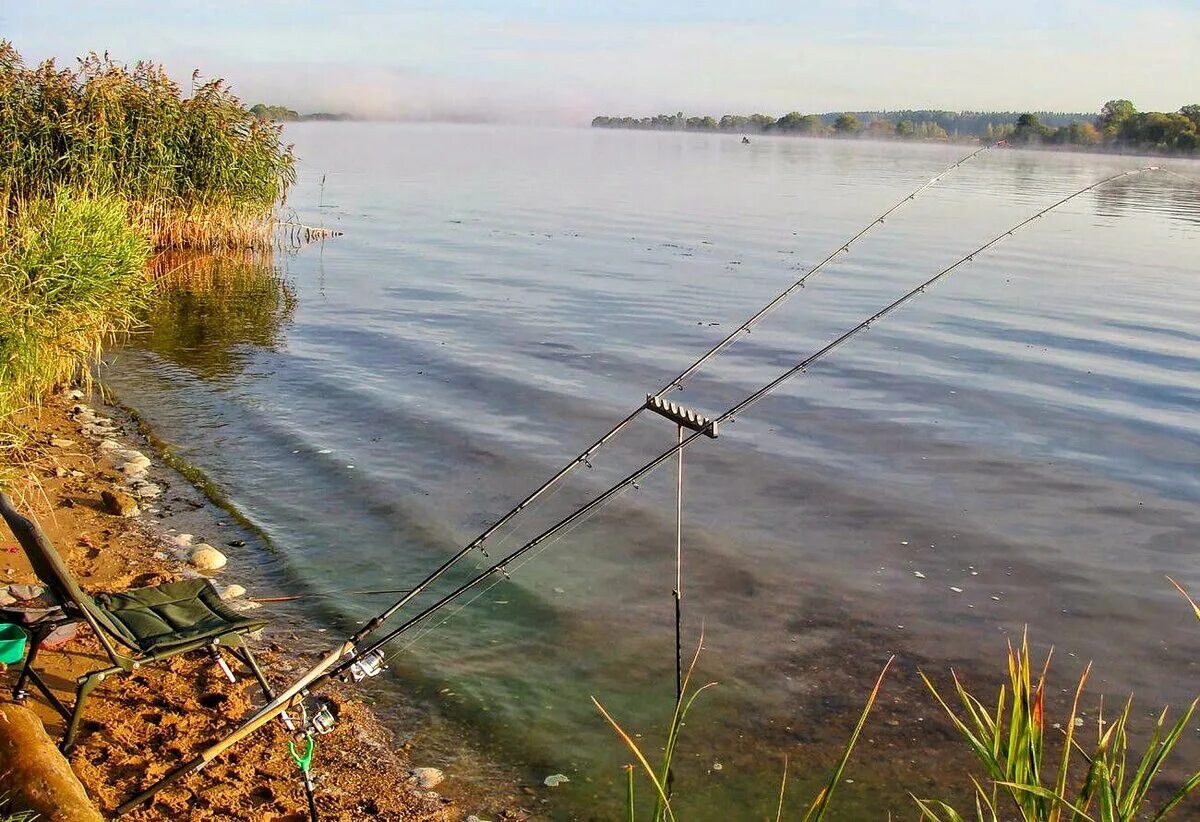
[106,125,1200,819]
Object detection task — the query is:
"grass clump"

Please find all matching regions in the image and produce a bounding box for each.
[0,40,294,250]
[914,632,1200,821]
[0,191,150,436]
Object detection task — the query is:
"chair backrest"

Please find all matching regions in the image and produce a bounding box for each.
[0,490,127,657]
[0,490,92,609]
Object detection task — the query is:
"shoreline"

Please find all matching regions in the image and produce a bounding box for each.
[0,388,463,820]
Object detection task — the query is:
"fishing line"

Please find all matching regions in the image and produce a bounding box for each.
[1162,169,1200,186]
[343,142,1004,643]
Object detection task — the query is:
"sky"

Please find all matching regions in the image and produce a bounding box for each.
[3,1,1197,124]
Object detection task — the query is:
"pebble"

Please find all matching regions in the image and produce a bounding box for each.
[173,533,195,547]
[220,584,247,600]
[189,544,228,571]
[913,571,926,579]
[543,773,569,787]
[949,586,963,593]
[99,439,122,452]
[50,438,76,448]
[411,767,444,789]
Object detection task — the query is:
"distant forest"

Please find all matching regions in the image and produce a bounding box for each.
[591,101,1200,154]
[249,104,351,123]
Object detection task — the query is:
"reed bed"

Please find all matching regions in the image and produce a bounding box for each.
[0,40,294,251]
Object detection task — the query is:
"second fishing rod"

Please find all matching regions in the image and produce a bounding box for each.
[326,163,1162,681]
[346,140,1005,645]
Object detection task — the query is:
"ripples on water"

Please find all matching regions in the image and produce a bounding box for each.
[108,126,1199,819]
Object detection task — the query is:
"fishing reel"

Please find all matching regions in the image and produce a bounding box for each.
[300,696,337,735]
[347,648,387,683]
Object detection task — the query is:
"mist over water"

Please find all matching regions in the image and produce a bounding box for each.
[106,125,1200,819]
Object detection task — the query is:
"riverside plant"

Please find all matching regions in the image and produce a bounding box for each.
[0,40,295,251]
[913,632,1200,821]
[592,633,894,821]
[0,192,150,443]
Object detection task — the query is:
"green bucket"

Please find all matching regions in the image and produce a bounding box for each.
[0,623,27,665]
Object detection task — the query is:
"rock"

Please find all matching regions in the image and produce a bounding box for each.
[189,544,227,571]
[98,440,122,453]
[544,773,569,787]
[173,533,194,547]
[116,450,151,476]
[227,539,246,548]
[128,481,161,500]
[220,584,246,600]
[50,438,75,448]
[67,388,85,400]
[53,466,68,478]
[411,767,444,789]
[101,490,139,518]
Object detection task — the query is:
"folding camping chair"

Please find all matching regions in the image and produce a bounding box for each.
[0,490,272,751]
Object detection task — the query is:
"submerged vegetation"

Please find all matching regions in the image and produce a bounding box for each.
[592,101,1200,154]
[0,40,293,447]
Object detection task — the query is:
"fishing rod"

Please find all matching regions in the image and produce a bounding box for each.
[322,164,1161,673]
[118,160,1157,818]
[344,141,1005,647]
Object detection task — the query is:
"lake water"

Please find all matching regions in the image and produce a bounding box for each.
[105,124,1200,819]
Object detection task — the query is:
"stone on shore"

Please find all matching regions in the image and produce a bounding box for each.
[220,584,247,600]
[50,438,75,448]
[410,767,444,789]
[189,544,227,571]
[101,490,139,518]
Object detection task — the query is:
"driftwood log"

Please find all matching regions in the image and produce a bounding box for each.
[0,701,103,821]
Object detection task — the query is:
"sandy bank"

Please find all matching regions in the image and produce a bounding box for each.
[0,390,459,820]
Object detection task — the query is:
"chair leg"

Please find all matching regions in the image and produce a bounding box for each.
[230,644,274,700]
[13,622,53,701]
[13,623,72,720]
[62,670,106,753]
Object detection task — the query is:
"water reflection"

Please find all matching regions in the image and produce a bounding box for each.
[142,251,297,379]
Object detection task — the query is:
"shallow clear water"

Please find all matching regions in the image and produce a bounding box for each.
[106,125,1200,819]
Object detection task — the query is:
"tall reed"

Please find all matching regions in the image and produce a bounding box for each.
[0,40,294,250]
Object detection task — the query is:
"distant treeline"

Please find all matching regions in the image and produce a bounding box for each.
[591,101,1200,154]
[250,104,352,123]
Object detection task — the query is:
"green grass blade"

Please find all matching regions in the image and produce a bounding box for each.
[803,656,893,821]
